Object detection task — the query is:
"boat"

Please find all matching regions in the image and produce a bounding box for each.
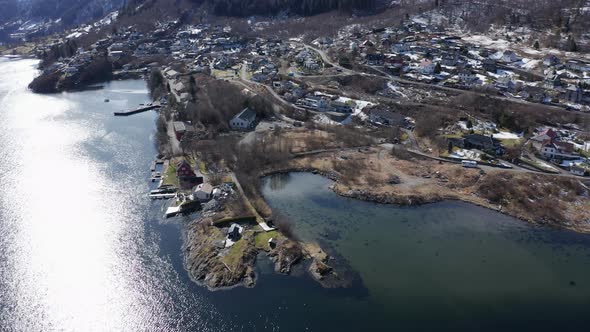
[104,99,110,102]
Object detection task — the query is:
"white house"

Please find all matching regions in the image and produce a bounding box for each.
[194,183,214,202]
[229,107,257,130]
[541,141,579,160]
[501,50,520,63]
[458,70,477,82]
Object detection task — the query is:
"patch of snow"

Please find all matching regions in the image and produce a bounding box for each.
[493,132,522,140]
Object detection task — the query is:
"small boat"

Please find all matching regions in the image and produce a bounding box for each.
[104,99,110,102]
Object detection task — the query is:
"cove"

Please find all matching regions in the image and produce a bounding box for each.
[261,172,590,331]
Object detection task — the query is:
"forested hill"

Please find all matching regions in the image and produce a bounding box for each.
[200,0,379,16]
[1,0,124,25]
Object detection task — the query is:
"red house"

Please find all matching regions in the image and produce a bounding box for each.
[176,160,195,178]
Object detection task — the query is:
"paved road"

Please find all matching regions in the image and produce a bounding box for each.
[166,119,183,156]
[304,44,352,74]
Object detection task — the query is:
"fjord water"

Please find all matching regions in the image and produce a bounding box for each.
[1,58,589,332]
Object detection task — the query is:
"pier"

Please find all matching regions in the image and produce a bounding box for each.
[114,103,161,116]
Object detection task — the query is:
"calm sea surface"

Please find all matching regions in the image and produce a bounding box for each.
[0,58,589,331]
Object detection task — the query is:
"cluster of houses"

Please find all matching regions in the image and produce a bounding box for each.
[531,127,589,174]
[174,159,221,201]
[294,49,322,73]
[327,21,590,109]
[270,79,356,114]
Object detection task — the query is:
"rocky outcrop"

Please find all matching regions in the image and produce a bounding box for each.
[273,239,303,274]
[184,219,257,290]
[333,185,446,206]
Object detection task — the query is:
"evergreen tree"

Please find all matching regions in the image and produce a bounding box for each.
[567,35,578,52]
[434,62,441,74]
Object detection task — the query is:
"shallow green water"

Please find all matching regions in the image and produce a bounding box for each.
[261,172,590,330]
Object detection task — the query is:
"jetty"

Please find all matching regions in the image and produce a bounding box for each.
[149,193,177,199]
[114,103,160,116]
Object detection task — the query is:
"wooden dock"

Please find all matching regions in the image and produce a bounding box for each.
[114,104,160,116]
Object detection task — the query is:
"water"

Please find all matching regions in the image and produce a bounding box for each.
[0,58,589,332]
[260,172,590,330]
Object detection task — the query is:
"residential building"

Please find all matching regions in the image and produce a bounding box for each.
[302,96,329,110]
[194,183,214,202]
[329,101,353,113]
[227,223,243,241]
[564,85,584,103]
[571,166,586,176]
[176,160,196,178]
[419,60,436,75]
[229,107,257,130]
[541,141,579,160]
[543,54,561,67]
[458,70,477,82]
[173,121,186,140]
[463,134,503,155]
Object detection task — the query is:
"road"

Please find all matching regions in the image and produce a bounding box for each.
[166,119,183,156]
[229,172,275,231]
[303,43,570,113]
[304,44,352,74]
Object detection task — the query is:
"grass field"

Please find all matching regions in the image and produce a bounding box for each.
[255,230,280,250]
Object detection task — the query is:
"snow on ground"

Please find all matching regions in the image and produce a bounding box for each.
[462,35,510,50]
[520,59,540,70]
[387,82,409,99]
[450,149,481,161]
[336,96,373,119]
[493,132,522,140]
[476,74,488,83]
[497,69,516,77]
[408,54,421,61]
[66,31,84,39]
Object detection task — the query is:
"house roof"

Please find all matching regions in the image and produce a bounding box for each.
[176,159,192,169]
[228,223,242,234]
[533,128,557,141]
[571,165,586,172]
[553,141,575,153]
[197,183,213,194]
[369,108,405,123]
[173,121,186,132]
[235,107,257,122]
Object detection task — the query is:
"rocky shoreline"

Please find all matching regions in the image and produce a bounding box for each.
[182,216,354,290]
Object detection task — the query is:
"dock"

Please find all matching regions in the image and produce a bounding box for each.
[150,159,164,172]
[149,193,177,199]
[114,104,160,116]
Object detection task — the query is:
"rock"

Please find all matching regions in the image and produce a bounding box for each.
[388,176,402,185]
[275,239,303,274]
[184,219,258,290]
[309,259,333,280]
